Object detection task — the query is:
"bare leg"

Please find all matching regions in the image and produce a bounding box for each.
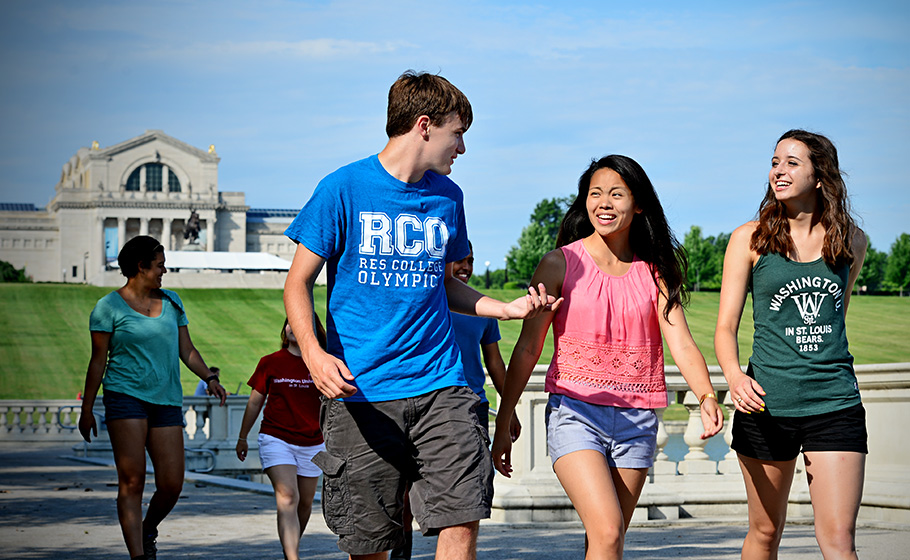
[297,475,319,535]
[435,521,479,560]
[611,467,650,531]
[804,452,865,559]
[553,450,629,560]
[266,464,303,560]
[738,454,798,560]
[143,426,185,534]
[107,418,150,558]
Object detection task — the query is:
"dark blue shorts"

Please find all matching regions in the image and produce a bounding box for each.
[732,403,867,461]
[102,390,185,428]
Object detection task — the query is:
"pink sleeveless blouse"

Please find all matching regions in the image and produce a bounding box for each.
[545,239,668,409]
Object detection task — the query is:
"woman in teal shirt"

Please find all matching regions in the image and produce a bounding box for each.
[79,235,226,560]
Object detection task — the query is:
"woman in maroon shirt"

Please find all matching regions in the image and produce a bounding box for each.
[236,317,326,560]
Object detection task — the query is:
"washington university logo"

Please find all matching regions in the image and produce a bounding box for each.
[791,292,828,325]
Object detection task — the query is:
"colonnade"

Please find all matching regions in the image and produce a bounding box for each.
[103,213,215,255]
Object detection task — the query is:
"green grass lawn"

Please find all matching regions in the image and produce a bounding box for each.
[1,284,908,399]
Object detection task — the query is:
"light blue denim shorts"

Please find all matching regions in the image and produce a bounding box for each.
[545,393,658,469]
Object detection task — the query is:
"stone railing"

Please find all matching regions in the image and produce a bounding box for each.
[490,363,910,525]
[3,363,908,524]
[0,396,263,475]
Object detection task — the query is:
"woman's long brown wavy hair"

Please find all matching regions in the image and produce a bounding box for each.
[750,129,858,269]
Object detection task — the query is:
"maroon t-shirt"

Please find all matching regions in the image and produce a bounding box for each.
[247,349,323,446]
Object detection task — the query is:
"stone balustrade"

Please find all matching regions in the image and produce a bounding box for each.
[0,396,263,476]
[2,363,907,524]
[489,363,910,525]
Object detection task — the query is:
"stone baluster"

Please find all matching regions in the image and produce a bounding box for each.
[37,406,47,434]
[678,391,716,475]
[195,404,208,440]
[11,406,22,435]
[652,404,677,476]
[718,391,740,474]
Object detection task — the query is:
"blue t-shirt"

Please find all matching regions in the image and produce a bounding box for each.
[450,312,501,403]
[89,289,188,406]
[285,154,471,402]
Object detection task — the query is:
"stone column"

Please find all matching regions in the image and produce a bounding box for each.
[491,370,574,523]
[139,217,149,236]
[162,219,172,251]
[206,217,215,252]
[117,218,126,251]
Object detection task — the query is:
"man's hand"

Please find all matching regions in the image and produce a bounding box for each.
[305,348,357,399]
[502,283,563,320]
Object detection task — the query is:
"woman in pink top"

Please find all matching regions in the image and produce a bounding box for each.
[492,155,723,560]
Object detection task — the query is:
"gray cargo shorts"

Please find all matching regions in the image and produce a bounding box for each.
[311,385,494,556]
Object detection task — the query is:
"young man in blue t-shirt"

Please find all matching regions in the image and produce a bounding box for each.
[283,71,560,560]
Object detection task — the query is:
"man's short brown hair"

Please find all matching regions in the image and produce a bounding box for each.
[386,70,473,138]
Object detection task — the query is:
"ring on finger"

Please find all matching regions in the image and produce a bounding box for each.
[736,397,744,403]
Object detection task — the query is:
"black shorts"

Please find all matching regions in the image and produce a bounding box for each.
[732,403,867,461]
[102,390,185,428]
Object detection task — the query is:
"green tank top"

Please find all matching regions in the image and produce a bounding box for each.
[749,252,861,417]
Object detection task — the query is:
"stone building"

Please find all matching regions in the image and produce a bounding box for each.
[0,130,305,287]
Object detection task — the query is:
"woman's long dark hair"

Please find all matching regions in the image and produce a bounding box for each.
[751,129,857,268]
[556,155,688,319]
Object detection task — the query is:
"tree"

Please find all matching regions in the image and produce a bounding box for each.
[682,226,729,291]
[505,196,572,283]
[884,233,910,296]
[856,241,887,294]
[0,261,29,283]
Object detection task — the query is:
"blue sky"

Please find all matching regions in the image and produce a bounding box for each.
[1,0,908,269]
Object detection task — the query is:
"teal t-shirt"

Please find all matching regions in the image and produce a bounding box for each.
[749,253,861,417]
[89,289,188,406]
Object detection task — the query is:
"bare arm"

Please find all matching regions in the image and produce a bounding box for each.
[843,228,868,313]
[491,249,564,476]
[481,341,521,441]
[79,331,110,442]
[178,326,227,405]
[659,285,722,439]
[235,389,266,462]
[444,263,563,320]
[284,243,356,399]
[714,223,765,413]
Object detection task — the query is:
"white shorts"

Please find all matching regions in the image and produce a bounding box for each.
[257,433,325,478]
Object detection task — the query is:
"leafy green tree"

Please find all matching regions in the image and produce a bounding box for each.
[856,241,887,294]
[0,260,29,283]
[505,196,572,283]
[506,223,552,285]
[682,226,729,291]
[884,233,910,296]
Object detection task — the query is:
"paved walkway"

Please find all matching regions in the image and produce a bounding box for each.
[1,443,907,559]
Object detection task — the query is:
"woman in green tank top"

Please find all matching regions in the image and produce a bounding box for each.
[715,130,868,560]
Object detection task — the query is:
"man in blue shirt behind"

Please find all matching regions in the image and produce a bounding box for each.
[283,70,560,560]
